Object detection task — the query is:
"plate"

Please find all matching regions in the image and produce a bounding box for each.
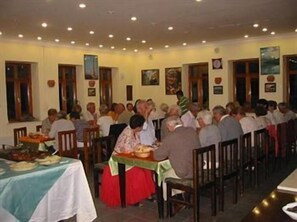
[282,202,297,220]
[0,168,5,175]
[36,155,61,165]
[10,161,37,171]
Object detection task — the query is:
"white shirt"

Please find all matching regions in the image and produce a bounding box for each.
[239,116,258,146]
[140,118,156,145]
[97,116,114,137]
[83,110,96,122]
[266,111,277,125]
[284,110,296,122]
[49,119,75,150]
[273,110,286,124]
[181,111,197,130]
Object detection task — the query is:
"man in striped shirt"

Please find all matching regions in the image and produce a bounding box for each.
[176,90,189,115]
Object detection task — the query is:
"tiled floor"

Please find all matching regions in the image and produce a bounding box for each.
[68,158,297,222]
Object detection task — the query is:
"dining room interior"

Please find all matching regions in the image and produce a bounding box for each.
[0,0,297,221]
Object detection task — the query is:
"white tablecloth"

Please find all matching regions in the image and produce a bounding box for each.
[0,160,97,222]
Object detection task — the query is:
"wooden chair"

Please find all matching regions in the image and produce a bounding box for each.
[218,138,239,211]
[166,144,217,221]
[253,128,268,187]
[13,127,27,146]
[266,125,277,173]
[57,130,78,158]
[36,125,42,132]
[276,122,288,168]
[93,135,116,198]
[239,132,252,195]
[81,127,99,175]
[286,119,295,158]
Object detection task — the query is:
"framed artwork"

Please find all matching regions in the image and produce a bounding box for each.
[212,58,223,69]
[165,67,182,95]
[213,85,223,95]
[126,85,133,101]
[141,69,159,85]
[260,46,280,75]
[265,83,276,93]
[88,88,96,96]
[84,54,99,80]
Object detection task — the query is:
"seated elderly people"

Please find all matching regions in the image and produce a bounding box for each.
[254,106,272,129]
[97,104,115,137]
[117,103,133,125]
[181,102,200,131]
[154,116,200,199]
[268,100,285,124]
[83,102,97,126]
[212,105,243,142]
[278,102,296,122]
[161,104,181,141]
[69,111,89,146]
[41,108,57,134]
[100,114,155,207]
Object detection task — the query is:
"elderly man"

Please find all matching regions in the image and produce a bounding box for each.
[136,100,156,145]
[212,105,243,142]
[154,116,200,199]
[83,102,97,126]
[278,102,296,122]
[181,103,200,131]
[116,103,133,125]
[41,108,57,134]
[160,104,181,141]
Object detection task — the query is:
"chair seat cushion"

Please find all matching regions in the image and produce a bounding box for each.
[165,177,193,188]
[94,161,108,170]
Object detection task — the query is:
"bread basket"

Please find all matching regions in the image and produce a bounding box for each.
[134,145,152,158]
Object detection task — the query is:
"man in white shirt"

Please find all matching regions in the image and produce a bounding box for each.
[181,103,200,131]
[278,102,296,122]
[83,102,97,126]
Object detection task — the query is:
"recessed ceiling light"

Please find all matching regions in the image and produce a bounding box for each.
[134,49,138,52]
[0,31,3,35]
[79,3,86,8]
[126,37,131,41]
[182,42,187,46]
[295,28,297,32]
[165,45,169,48]
[262,28,268,32]
[37,36,42,40]
[122,48,126,51]
[89,31,94,35]
[168,26,173,30]
[55,39,59,42]
[131,17,137,21]
[141,40,146,43]
[99,44,103,48]
[253,23,259,28]
[244,35,249,38]
[71,41,75,44]
[270,31,275,35]
[109,34,114,38]
[67,27,73,31]
[149,47,153,50]
[111,46,115,49]
[202,40,206,43]
[85,43,89,46]
[41,22,47,28]
[18,34,23,38]
[196,0,202,2]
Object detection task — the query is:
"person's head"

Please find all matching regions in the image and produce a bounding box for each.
[110,103,118,112]
[197,110,213,128]
[115,103,125,114]
[133,99,141,113]
[257,99,268,110]
[57,110,67,120]
[176,90,184,100]
[188,103,201,118]
[126,103,134,112]
[212,105,227,122]
[87,102,96,114]
[255,105,267,117]
[225,102,235,115]
[230,107,246,121]
[71,104,82,113]
[168,104,182,116]
[99,104,109,115]
[69,111,80,120]
[136,100,148,116]
[146,99,156,112]
[47,108,58,123]
[129,114,145,132]
[268,100,277,112]
[278,102,289,114]
[160,103,169,113]
[166,115,183,132]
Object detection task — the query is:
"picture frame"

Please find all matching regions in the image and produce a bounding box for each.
[141,69,159,85]
[213,85,223,95]
[84,54,99,80]
[260,46,280,75]
[88,88,96,96]
[165,67,182,95]
[212,58,223,69]
[265,83,276,93]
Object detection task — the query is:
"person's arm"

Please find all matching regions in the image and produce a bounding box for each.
[153,141,169,160]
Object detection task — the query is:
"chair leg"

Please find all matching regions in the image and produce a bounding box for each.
[193,189,199,222]
[219,179,224,211]
[93,169,99,198]
[166,184,173,218]
[211,185,217,216]
[233,175,238,204]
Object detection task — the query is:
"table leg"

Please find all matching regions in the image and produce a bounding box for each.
[118,163,126,208]
[154,172,164,219]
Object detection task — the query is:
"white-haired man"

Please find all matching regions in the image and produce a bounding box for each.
[160,104,181,141]
[181,103,200,131]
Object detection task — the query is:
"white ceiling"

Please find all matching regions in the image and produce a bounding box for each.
[0,0,296,51]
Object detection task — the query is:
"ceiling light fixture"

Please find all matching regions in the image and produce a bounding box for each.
[111,46,115,49]
[122,48,126,51]
[270,31,275,35]
[295,28,297,32]
[253,23,259,28]
[109,34,114,38]
[67,27,72,31]
[85,43,89,46]
[141,40,146,43]
[165,45,169,48]
[71,41,75,44]
[55,39,59,42]
[244,35,249,38]
[149,47,153,50]
[182,42,187,46]
[131,17,137,21]
[134,49,138,52]
[168,26,173,30]
[126,37,131,41]
[41,22,47,28]
[89,31,94,34]
[99,45,103,48]
[18,34,23,38]
[262,28,268,32]
[202,40,206,43]
[79,3,86,8]
[0,31,3,35]
[196,0,202,2]
[37,36,42,40]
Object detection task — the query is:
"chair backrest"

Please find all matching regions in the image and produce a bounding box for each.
[92,135,116,163]
[240,132,252,167]
[254,128,268,159]
[36,125,42,133]
[276,122,287,158]
[218,138,239,177]
[13,127,27,146]
[83,126,99,150]
[287,119,295,145]
[58,130,78,158]
[108,123,127,141]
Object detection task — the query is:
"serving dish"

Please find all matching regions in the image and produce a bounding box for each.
[134,145,152,158]
[10,161,37,171]
[282,202,297,220]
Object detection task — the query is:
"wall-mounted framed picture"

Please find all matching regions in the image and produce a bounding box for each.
[141,69,159,85]
[165,67,182,95]
[213,85,223,95]
[265,83,276,93]
[212,58,223,69]
[260,46,280,75]
[126,85,133,101]
[88,88,96,96]
[84,54,99,80]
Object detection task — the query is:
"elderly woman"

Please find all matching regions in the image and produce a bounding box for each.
[100,114,155,207]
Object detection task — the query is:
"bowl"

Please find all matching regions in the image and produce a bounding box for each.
[134,151,151,158]
[282,202,297,220]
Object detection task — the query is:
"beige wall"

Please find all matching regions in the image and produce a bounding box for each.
[0,34,297,143]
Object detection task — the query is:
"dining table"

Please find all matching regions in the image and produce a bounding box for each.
[0,157,97,222]
[277,168,297,194]
[19,135,54,152]
[110,151,172,219]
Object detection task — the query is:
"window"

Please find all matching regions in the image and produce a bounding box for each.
[285,55,297,111]
[6,62,33,122]
[188,63,209,108]
[233,59,259,108]
[59,65,77,113]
